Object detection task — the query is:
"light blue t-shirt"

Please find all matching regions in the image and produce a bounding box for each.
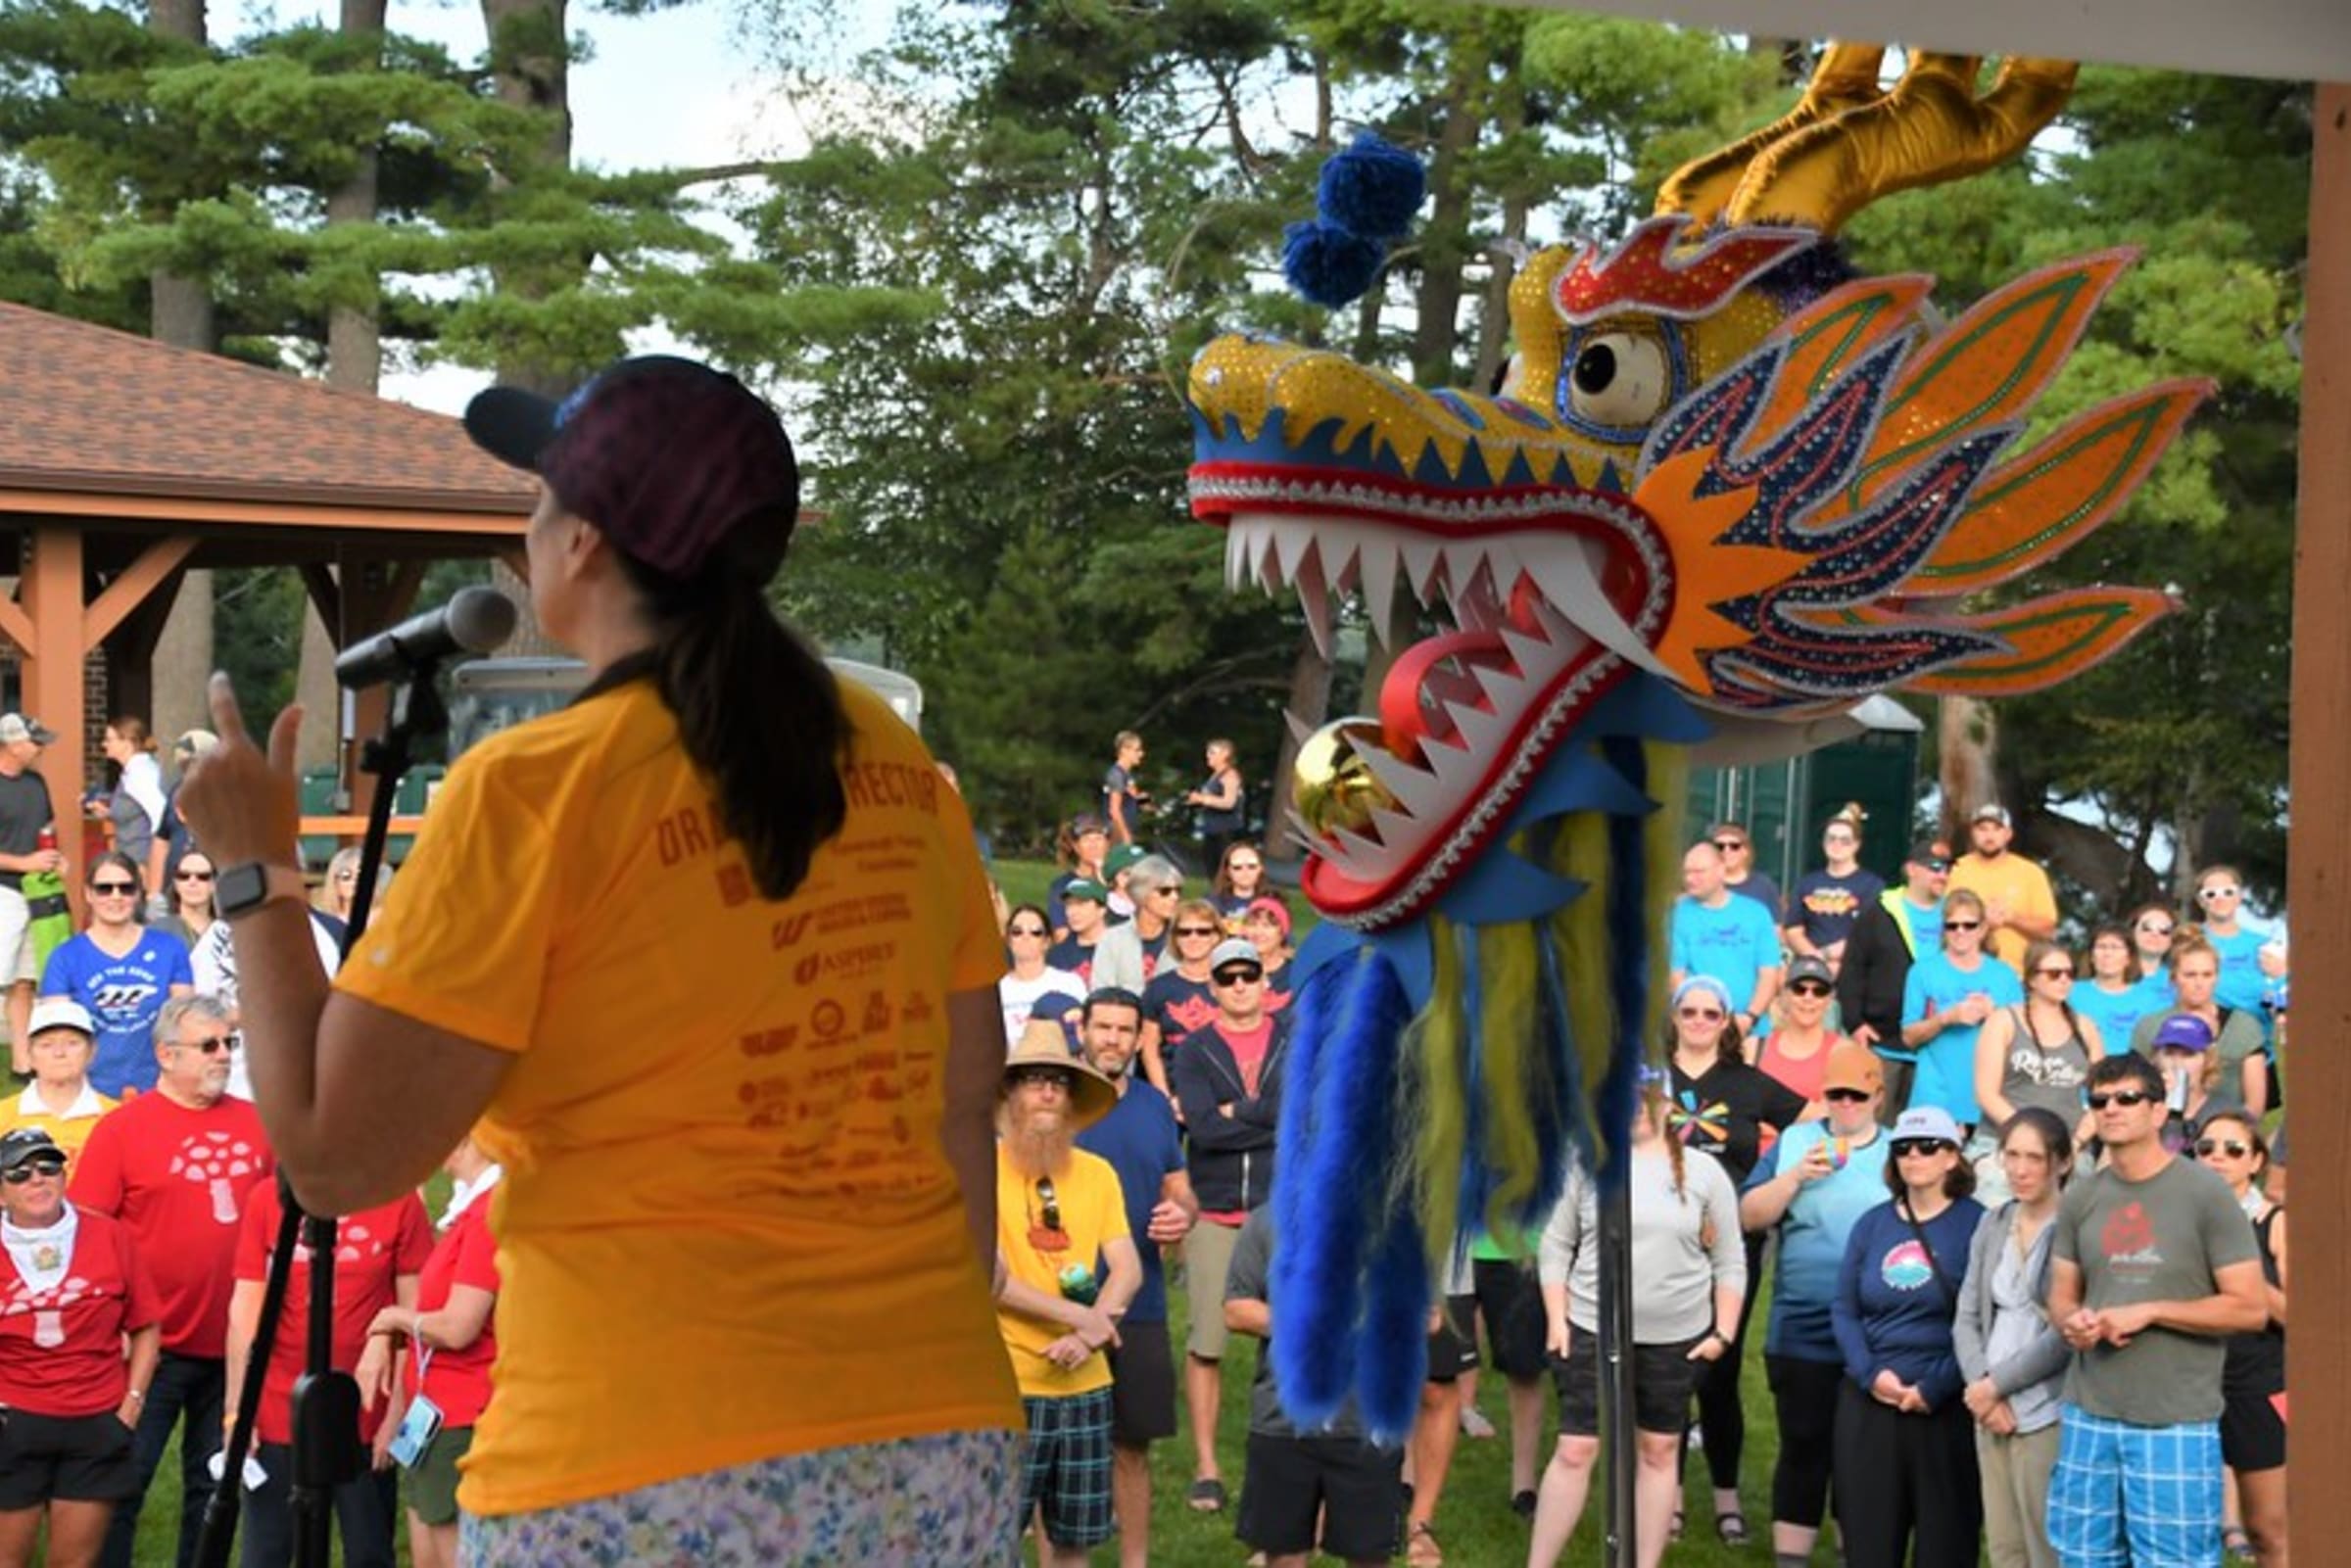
[1671,893,1783,1022]
[1899,897,1944,956]
[1747,1119,1894,1362]
[2205,927,2270,1021]
[40,928,194,1098]
[2073,978,2158,1057]
[1902,951,2025,1125]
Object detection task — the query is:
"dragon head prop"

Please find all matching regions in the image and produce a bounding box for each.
[1188,46,2204,934]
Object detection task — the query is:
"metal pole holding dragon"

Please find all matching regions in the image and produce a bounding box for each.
[1185,42,2202,1564]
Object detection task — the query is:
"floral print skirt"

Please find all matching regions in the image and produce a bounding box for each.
[458,1427,1023,1566]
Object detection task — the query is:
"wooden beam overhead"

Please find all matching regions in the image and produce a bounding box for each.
[79,533,198,652]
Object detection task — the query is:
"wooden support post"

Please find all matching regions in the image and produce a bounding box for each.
[2287,79,2351,1568]
[20,525,86,900]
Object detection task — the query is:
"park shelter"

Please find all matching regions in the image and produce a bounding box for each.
[1515,2,2347,1560]
[0,300,534,879]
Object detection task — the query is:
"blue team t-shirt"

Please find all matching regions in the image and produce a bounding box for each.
[1671,893,1783,1021]
[1075,1079,1185,1323]
[1901,952,2024,1125]
[40,927,194,1097]
[1899,897,1944,957]
[2073,978,2159,1058]
[2205,927,2270,1021]
[1747,1120,1895,1362]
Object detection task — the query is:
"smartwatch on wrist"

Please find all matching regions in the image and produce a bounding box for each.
[216,862,307,923]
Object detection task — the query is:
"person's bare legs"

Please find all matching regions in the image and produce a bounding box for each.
[406,1512,458,1568]
[1634,1430,1686,1568]
[1112,1442,1152,1567]
[2240,1466,2288,1567]
[1408,1377,1463,1559]
[1508,1373,1546,1497]
[1527,1434,1599,1566]
[42,1500,113,1568]
[1185,1354,1223,1497]
[0,1506,42,1568]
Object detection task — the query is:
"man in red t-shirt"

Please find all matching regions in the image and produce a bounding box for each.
[70,993,271,1568]
[224,1180,430,1567]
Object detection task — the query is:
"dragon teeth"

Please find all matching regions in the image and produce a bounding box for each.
[1295,542,1337,661]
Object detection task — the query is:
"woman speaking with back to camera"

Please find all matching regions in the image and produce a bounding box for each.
[175,357,1022,1564]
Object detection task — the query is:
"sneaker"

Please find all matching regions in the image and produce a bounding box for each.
[1686,1422,1704,1451]
[1511,1490,1537,1520]
[1461,1405,1497,1440]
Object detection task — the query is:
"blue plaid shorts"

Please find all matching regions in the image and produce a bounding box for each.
[458,1427,1022,1567]
[1018,1387,1117,1550]
[2046,1403,2223,1568]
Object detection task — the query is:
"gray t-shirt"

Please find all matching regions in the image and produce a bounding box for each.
[1537,1151,1747,1344]
[2130,1006,2265,1079]
[2051,1155,2258,1425]
[1224,1208,1380,1443]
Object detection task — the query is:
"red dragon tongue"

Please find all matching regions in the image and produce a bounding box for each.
[1378,626,1518,763]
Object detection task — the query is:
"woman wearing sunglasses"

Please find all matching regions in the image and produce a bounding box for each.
[2072,925,2160,1069]
[36,852,192,1100]
[2196,1111,2286,1566]
[1138,899,1225,1095]
[1531,1073,1746,1568]
[1756,955,1843,1104]
[1831,1106,1989,1568]
[1738,1041,1891,1567]
[1901,889,2023,1133]
[2124,902,2179,989]
[1664,974,1808,1547]
[2190,868,2271,1019]
[1209,841,1269,929]
[1974,940,2106,1154]
[1954,1107,2076,1568]
[151,851,217,952]
[0,1125,161,1568]
[998,903,1086,1050]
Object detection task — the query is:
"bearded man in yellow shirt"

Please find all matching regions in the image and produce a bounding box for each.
[1946,803,2059,974]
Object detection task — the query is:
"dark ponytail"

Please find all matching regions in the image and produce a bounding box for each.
[606,531,849,901]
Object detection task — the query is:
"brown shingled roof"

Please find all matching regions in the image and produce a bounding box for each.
[0,301,535,514]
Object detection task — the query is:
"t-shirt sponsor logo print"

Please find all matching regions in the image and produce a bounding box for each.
[169,1131,263,1225]
[5,1275,96,1347]
[1881,1240,1938,1292]
[1804,888,1862,917]
[2099,1201,2165,1278]
[792,940,897,986]
[89,982,161,1022]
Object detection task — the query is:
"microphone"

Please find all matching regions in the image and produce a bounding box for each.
[334,587,517,689]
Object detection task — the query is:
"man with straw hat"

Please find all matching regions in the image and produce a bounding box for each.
[994,1020,1143,1566]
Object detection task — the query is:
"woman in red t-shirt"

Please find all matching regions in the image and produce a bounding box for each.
[0,1125,161,1565]
[367,1137,502,1568]
[222,1181,431,1568]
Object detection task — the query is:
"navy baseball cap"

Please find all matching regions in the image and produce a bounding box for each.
[463,356,798,580]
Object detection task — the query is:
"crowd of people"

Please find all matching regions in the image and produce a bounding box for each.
[0,710,497,1568]
[994,775,2291,1568]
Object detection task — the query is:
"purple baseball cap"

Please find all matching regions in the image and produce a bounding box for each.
[462,356,798,580]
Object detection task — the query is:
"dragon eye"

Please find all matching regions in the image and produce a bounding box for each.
[1567,331,1670,428]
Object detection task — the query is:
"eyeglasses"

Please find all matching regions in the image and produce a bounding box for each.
[2198,885,2240,901]
[2137,922,2174,936]
[1944,919,1983,932]
[174,869,215,882]
[1228,861,1261,873]
[1213,969,1263,988]
[1676,1006,1725,1022]
[1892,1139,1953,1158]
[1711,838,1747,853]
[90,881,137,896]
[1824,1087,1874,1104]
[1790,981,1832,998]
[2195,1138,2253,1159]
[1,1157,65,1184]
[1035,1176,1062,1233]
[334,870,359,883]
[1174,926,1220,937]
[2087,1088,2156,1111]
[2034,967,2075,980]
[1011,1067,1073,1091]
[1007,926,1048,938]
[1145,886,1181,899]
[176,1034,233,1056]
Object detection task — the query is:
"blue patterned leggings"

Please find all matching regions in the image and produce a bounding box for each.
[458,1427,1023,1567]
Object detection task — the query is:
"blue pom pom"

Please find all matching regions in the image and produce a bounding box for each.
[1282,219,1385,309]
[1319,132,1426,242]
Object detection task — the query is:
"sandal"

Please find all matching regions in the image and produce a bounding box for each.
[1670,1509,1685,1542]
[2224,1526,2257,1561]
[1716,1510,1751,1547]
[1406,1521,1444,1567]
[1186,1477,1225,1513]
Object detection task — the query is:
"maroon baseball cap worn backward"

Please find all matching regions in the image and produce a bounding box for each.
[463,356,798,580]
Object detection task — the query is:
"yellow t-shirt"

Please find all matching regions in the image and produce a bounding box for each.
[0,1084,118,1163]
[336,676,1019,1516]
[994,1145,1128,1398]
[1946,851,2058,974]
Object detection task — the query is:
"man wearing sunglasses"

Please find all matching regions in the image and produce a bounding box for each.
[992,1023,1140,1567]
[1171,938,1290,1518]
[1706,822,1782,924]
[70,994,271,1568]
[2044,1053,2268,1568]
[1838,841,1951,1123]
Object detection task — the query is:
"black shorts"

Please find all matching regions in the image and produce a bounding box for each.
[0,1407,140,1508]
[2222,1385,2286,1473]
[1237,1431,1404,1560]
[1468,1259,1550,1380]
[1426,1298,1476,1383]
[1106,1318,1176,1447]
[1552,1327,1705,1438]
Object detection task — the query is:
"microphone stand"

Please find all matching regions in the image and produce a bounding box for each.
[195,668,450,1568]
